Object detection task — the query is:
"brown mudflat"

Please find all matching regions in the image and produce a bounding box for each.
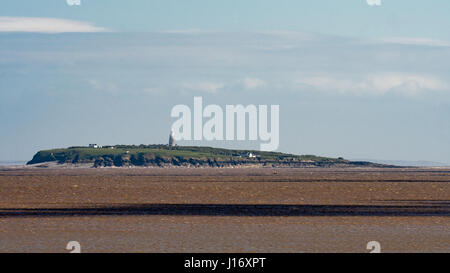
[0,167,449,252]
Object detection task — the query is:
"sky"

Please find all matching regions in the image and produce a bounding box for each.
[1,0,450,164]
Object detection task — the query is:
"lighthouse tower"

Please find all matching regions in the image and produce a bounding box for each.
[169,129,176,146]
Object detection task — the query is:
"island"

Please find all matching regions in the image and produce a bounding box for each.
[27,145,388,168]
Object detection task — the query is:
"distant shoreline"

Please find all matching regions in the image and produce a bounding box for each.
[0,161,27,166]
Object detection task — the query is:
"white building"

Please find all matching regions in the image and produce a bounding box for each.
[89,144,102,148]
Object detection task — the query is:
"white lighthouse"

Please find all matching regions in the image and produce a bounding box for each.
[169,129,176,146]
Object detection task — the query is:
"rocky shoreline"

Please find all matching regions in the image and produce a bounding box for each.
[20,160,389,169]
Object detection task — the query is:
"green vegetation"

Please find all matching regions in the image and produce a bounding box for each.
[27,145,379,168]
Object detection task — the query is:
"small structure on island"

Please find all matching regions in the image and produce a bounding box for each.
[89,144,101,149]
[169,130,176,147]
[238,152,258,158]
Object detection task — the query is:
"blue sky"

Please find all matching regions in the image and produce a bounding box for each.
[1,0,450,164]
[2,0,450,39]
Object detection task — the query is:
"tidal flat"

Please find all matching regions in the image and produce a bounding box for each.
[0,167,448,252]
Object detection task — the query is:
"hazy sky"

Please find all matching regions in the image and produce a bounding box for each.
[1,0,450,164]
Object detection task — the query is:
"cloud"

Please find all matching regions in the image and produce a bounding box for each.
[88,79,118,94]
[142,87,162,95]
[160,29,214,34]
[0,17,109,33]
[296,73,447,96]
[379,37,450,47]
[242,77,266,90]
[366,0,381,6]
[181,81,225,93]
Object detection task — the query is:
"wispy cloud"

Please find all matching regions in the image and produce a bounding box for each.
[0,17,109,33]
[295,73,447,96]
[379,37,450,47]
[180,81,225,93]
[242,77,266,90]
[88,79,119,94]
[2,31,449,98]
[160,29,214,34]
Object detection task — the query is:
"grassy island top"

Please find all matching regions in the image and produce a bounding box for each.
[27,145,384,168]
[28,145,342,164]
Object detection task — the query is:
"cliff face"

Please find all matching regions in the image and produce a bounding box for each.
[92,154,378,168]
[27,145,386,168]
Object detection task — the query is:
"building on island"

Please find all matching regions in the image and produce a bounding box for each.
[89,144,102,149]
[169,130,176,146]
